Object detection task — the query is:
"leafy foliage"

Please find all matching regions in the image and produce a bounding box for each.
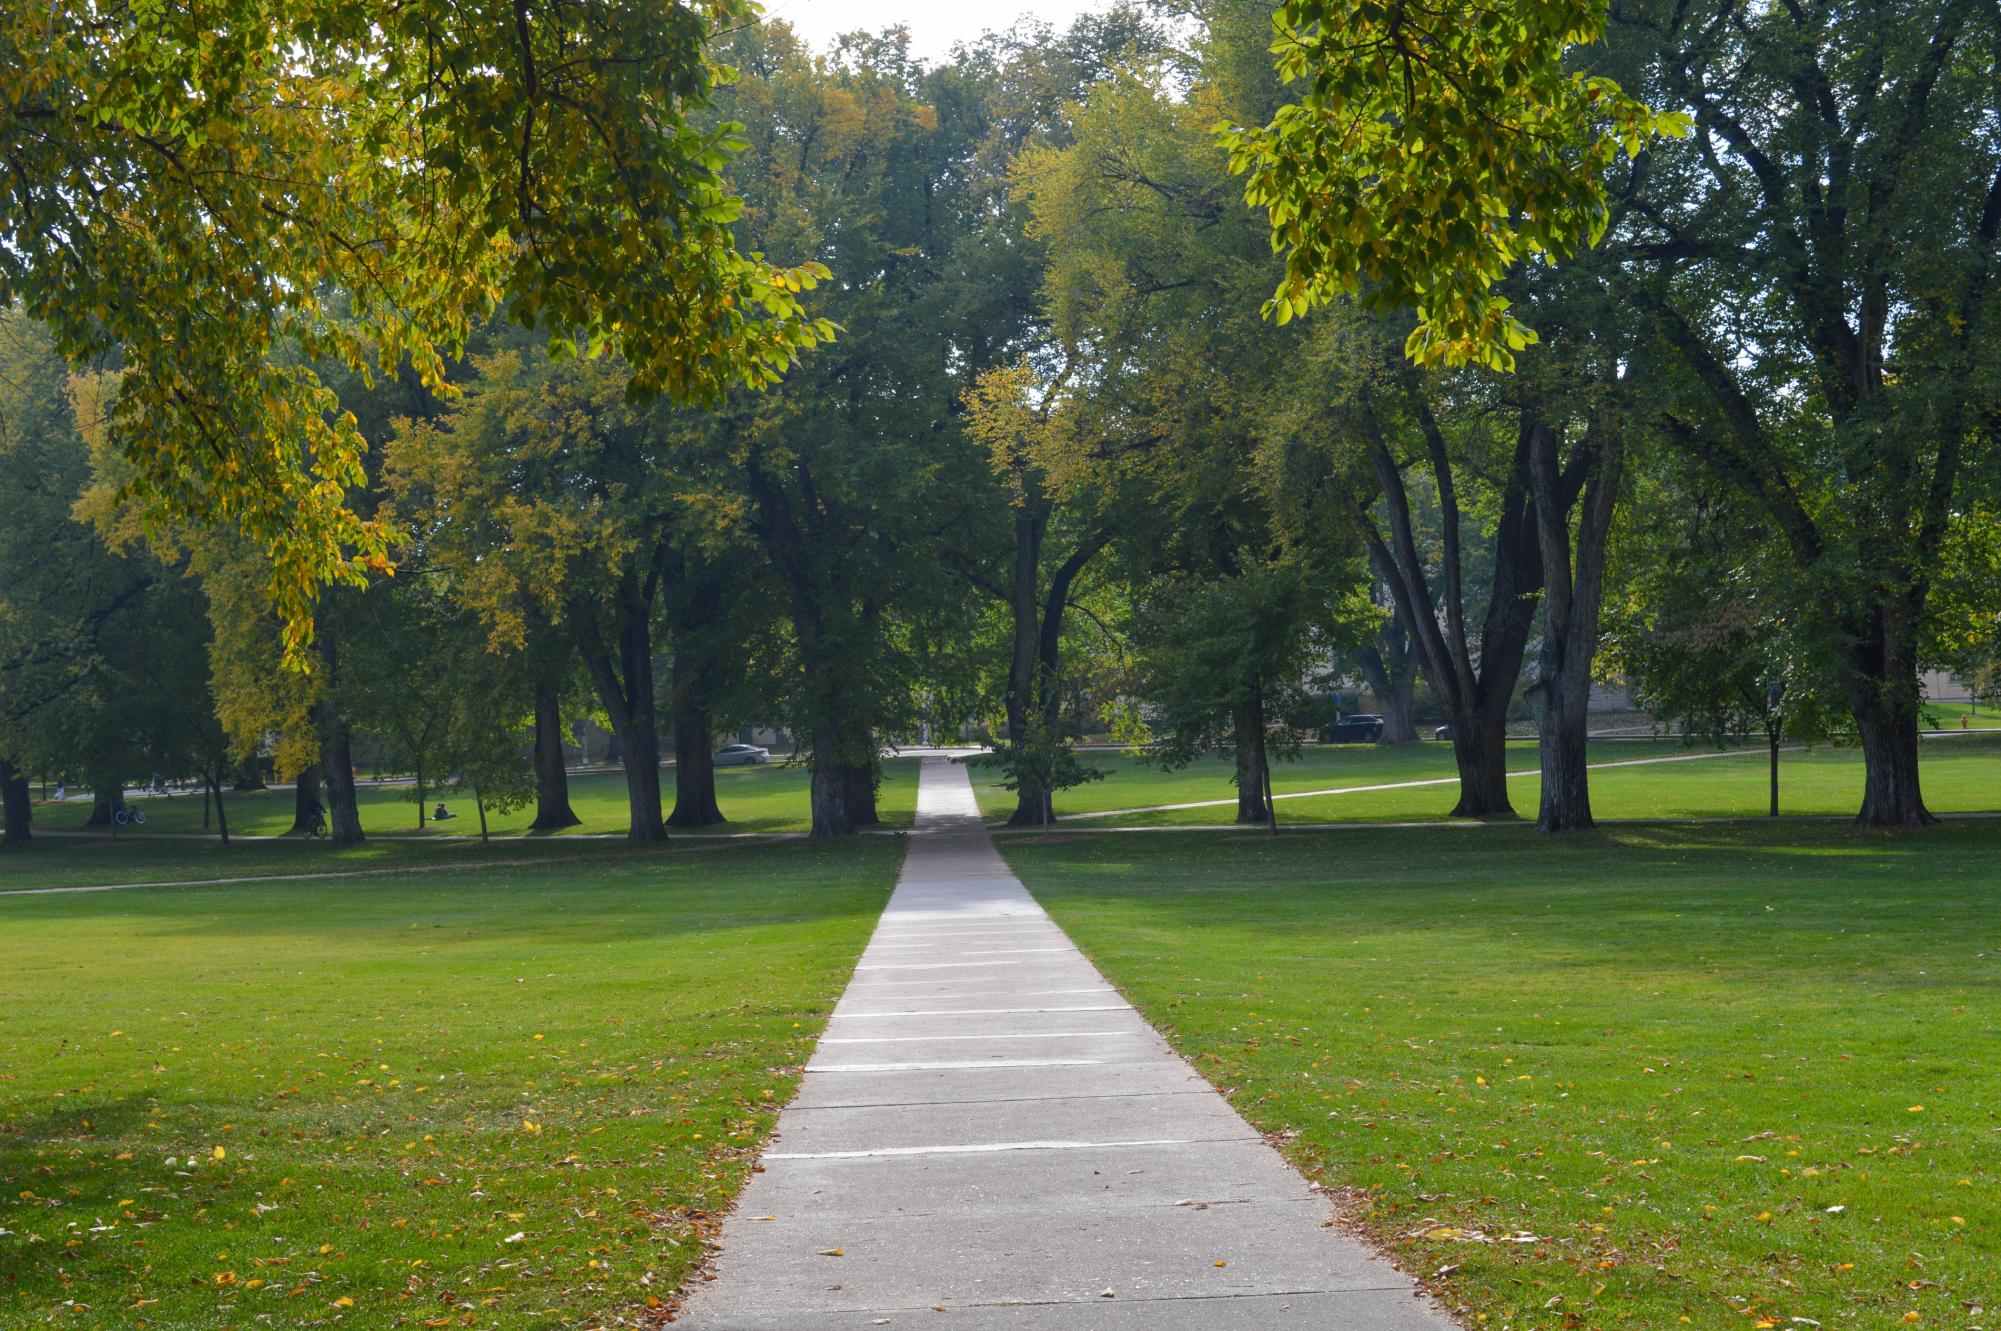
[1220,0,1685,369]
[0,0,833,656]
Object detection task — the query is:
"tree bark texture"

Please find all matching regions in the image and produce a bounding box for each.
[291,764,322,833]
[1353,387,1546,819]
[87,782,121,828]
[1851,682,1935,826]
[809,758,855,839]
[530,681,582,830]
[668,700,725,828]
[1357,549,1420,743]
[315,632,365,845]
[1528,417,1624,832]
[999,494,1109,827]
[1234,696,1269,824]
[576,561,668,843]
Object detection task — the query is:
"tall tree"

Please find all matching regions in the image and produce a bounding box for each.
[1605,0,2001,824]
[387,350,738,842]
[710,24,1008,835]
[1013,59,1371,821]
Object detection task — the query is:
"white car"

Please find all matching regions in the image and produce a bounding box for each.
[712,743,770,767]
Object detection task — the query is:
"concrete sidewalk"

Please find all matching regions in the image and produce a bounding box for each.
[675,758,1454,1329]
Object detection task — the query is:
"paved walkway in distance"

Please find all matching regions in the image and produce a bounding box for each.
[677,758,1454,1330]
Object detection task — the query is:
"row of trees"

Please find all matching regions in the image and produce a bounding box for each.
[4,0,1997,844]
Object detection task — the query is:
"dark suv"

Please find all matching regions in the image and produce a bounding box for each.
[1323,714,1385,743]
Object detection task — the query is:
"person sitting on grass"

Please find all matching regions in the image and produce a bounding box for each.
[433,802,456,822]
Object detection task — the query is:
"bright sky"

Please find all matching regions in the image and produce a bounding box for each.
[760,0,1110,62]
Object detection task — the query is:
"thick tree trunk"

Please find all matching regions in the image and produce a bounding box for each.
[844,763,880,827]
[1,759,30,843]
[1376,669,1418,744]
[1530,683,1593,831]
[476,794,489,843]
[87,782,121,827]
[1446,712,1513,817]
[1851,689,1934,826]
[1356,389,1545,823]
[1527,418,1620,833]
[810,759,855,838]
[290,765,322,833]
[530,682,581,830]
[314,630,365,845]
[576,565,668,843]
[319,717,365,845]
[667,702,725,829]
[1233,698,1269,824]
[1009,781,1055,828]
[613,719,666,841]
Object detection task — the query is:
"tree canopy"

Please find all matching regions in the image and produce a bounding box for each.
[1,0,833,654]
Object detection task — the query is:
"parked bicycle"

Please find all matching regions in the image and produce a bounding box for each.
[302,808,327,838]
[112,804,146,827]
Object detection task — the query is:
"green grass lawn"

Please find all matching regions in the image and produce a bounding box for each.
[0,838,903,1329]
[1002,824,2001,1329]
[971,734,2001,825]
[24,758,922,841]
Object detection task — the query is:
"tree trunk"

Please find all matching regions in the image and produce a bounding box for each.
[1768,724,1781,817]
[476,793,489,843]
[1004,499,1047,827]
[414,756,427,829]
[314,630,365,845]
[1376,668,1418,744]
[612,718,666,841]
[530,682,581,830]
[1851,688,1934,826]
[1530,681,1593,831]
[810,759,855,838]
[1009,780,1055,828]
[1357,551,1420,743]
[1526,417,1621,833]
[1355,388,1544,823]
[1234,698,1269,824]
[291,765,323,833]
[844,763,880,827]
[319,717,365,845]
[1,759,30,843]
[210,762,230,846]
[576,565,668,843]
[1446,711,1513,817]
[667,701,725,829]
[87,782,122,827]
